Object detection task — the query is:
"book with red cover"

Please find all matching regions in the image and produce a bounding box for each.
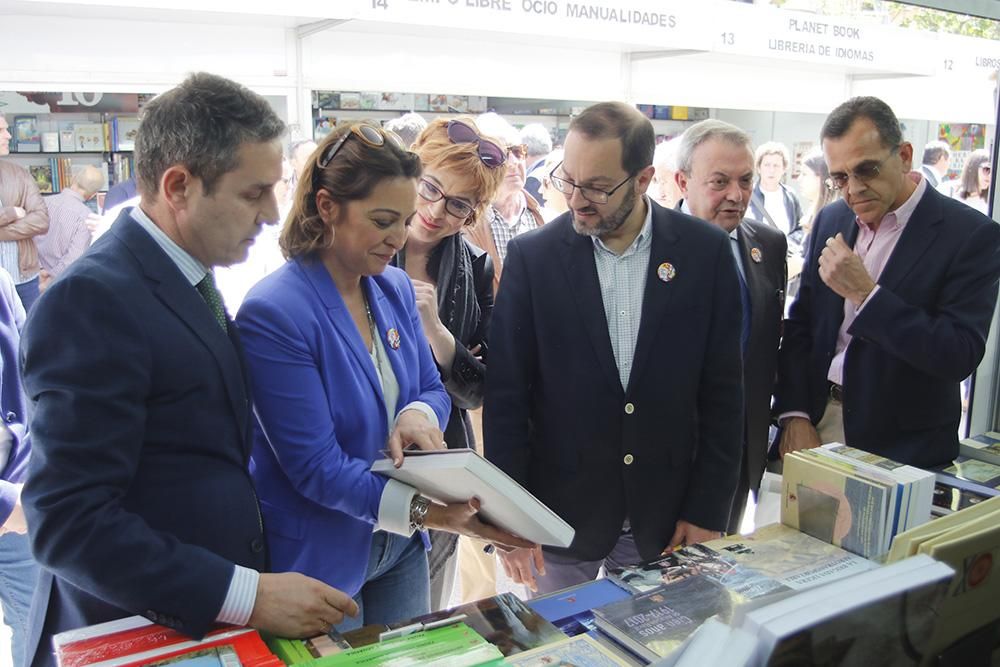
[54,616,281,667]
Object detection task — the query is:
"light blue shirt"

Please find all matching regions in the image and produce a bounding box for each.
[592,197,654,389]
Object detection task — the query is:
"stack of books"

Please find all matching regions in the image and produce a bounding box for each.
[888,494,1000,657]
[781,443,935,558]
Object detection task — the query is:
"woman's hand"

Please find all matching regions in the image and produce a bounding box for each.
[386,409,446,467]
[412,279,456,368]
[425,497,536,551]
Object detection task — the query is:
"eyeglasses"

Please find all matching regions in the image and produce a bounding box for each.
[316,123,403,170]
[417,178,476,220]
[446,120,506,169]
[825,146,899,191]
[548,162,633,205]
[507,143,529,160]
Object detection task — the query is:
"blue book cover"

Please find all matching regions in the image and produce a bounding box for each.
[527,578,632,636]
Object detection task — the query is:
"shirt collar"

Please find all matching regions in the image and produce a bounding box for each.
[858,176,926,232]
[129,205,208,286]
[592,195,653,257]
[63,189,86,204]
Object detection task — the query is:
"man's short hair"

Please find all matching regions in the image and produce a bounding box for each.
[677,119,752,175]
[653,136,681,172]
[134,72,286,198]
[475,112,520,147]
[922,140,951,166]
[519,123,553,160]
[821,96,902,149]
[73,165,106,195]
[384,113,428,149]
[754,141,790,171]
[568,102,654,175]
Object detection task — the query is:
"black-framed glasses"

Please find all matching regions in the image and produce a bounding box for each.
[825,146,899,191]
[548,162,633,204]
[446,120,506,169]
[316,123,403,170]
[417,178,476,220]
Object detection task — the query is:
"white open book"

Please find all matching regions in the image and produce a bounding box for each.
[371,449,575,547]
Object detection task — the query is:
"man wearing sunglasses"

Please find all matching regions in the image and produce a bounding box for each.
[774,96,1000,469]
[486,102,744,595]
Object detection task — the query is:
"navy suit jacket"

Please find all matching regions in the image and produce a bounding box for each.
[774,187,1000,467]
[0,269,28,524]
[236,258,449,597]
[21,212,267,667]
[485,202,745,562]
[736,220,787,493]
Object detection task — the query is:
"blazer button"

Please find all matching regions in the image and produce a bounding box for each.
[250,537,264,553]
[5,411,15,423]
[624,403,635,415]
[623,454,634,465]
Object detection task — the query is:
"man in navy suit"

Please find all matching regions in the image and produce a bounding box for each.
[0,268,38,667]
[674,120,787,534]
[774,96,1000,468]
[486,102,744,595]
[21,73,357,667]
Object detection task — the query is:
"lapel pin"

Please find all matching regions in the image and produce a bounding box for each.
[386,328,401,350]
[750,247,763,263]
[657,262,676,283]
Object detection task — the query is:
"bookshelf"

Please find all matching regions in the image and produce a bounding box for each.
[5,110,138,195]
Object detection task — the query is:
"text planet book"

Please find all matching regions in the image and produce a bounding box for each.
[371,449,574,547]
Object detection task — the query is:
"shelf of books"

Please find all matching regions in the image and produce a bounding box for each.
[49,441,1000,667]
[2,91,146,196]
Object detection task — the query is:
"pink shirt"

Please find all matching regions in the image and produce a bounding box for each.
[827,177,927,385]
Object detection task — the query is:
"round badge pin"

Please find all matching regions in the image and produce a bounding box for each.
[657,262,676,282]
[750,247,763,263]
[386,328,401,350]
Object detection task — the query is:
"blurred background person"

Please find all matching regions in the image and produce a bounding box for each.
[385,113,429,150]
[796,151,840,240]
[37,165,103,289]
[465,112,543,294]
[919,140,951,189]
[537,148,567,222]
[520,123,553,207]
[237,123,532,629]
[952,148,991,215]
[650,136,682,210]
[748,141,803,238]
[394,117,505,609]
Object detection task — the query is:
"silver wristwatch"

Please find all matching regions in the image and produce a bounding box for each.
[409,495,430,531]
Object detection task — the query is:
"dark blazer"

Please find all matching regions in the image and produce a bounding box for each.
[485,202,745,562]
[21,212,266,667]
[0,268,28,525]
[749,182,804,237]
[735,220,787,503]
[774,186,1000,468]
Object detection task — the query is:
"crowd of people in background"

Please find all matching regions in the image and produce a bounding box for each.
[0,74,998,667]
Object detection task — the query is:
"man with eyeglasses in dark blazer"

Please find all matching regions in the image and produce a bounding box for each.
[774,96,1000,469]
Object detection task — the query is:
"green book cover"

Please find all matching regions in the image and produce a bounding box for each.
[300,623,503,667]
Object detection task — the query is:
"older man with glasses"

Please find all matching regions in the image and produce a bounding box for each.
[774,96,1000,469]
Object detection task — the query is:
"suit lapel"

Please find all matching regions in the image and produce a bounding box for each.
[627,208,680,395]
[560,224,622,395]
[874,188,942,293]
[738,223,766,329]
[113,215,249,443]
[299,260,387,412]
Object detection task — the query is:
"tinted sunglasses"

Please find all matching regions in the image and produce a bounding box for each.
[507,143,529,160]
[446,120,506,169]
[316,123,404,170]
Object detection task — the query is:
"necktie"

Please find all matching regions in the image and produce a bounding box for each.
[196,271,227,332]
[731,238,752,355]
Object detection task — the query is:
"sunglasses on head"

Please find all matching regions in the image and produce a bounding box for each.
[316,123,404,170]
[446,120,506,169]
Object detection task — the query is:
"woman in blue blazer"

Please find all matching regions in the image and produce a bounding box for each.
[236,124,531,630]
